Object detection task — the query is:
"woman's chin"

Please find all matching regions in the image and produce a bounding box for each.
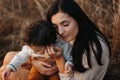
[61,37,75,43]
[64,39,73,42]
[62,38,70,42]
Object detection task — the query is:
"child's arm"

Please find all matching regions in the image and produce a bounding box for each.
[46,44,73,74]
[61,40,73,75]
[47,45,73,80]
[55,55,65,73]
[46,45,65,73]
[1,45,31,80]
[6,45,31,72]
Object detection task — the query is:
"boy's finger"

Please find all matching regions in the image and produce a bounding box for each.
[50,46,55,54]
[47,46,56,57]
[54,46,62,52]
[46,46,52,55]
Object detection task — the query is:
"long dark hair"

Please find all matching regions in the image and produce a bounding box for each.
[47,0,111,72]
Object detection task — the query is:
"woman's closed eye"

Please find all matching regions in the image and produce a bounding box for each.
[62,22,69,27]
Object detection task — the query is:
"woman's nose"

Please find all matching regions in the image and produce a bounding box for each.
[58,27,64,35]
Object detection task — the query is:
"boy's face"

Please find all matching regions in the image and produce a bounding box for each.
[29,44,46,54]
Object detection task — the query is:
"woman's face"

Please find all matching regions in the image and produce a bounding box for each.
[51,12,78,42]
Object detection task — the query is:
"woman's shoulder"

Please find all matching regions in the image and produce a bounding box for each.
[98,36,110,53]
[92,36,110,64]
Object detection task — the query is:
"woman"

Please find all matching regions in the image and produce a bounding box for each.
[46,0,111,80]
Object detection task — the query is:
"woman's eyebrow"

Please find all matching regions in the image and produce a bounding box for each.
[60,20,68,24]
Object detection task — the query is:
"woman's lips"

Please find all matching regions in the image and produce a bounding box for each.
[61,35,68,39]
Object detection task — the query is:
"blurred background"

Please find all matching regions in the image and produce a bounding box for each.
[0,0,120,79]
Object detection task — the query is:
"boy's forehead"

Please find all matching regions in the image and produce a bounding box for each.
[29,45,45,51]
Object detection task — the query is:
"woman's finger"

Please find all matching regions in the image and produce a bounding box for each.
[41,65,58,75]
[40,61,51,68]
[31,59,58,75]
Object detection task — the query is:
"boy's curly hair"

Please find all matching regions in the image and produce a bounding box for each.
[22,20,57,46]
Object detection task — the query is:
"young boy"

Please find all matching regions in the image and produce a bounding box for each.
[2,20,73,80]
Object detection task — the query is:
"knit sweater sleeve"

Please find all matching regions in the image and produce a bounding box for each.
[6,45,32,72]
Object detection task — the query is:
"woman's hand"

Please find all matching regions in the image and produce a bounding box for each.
[31,59,58,75]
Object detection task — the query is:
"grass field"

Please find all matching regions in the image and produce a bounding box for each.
[0,0,120,79]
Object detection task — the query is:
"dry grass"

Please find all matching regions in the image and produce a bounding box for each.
[0,0,120,79]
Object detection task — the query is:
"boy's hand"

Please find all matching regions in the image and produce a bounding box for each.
[2,67,12,80]
[65,63,73,76]
[46,45,62,58]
